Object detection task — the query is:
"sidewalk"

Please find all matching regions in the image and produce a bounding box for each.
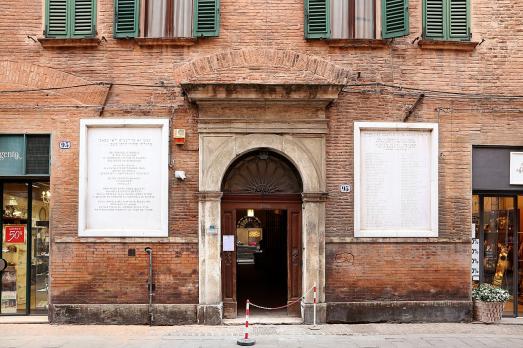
[0,322,522,348]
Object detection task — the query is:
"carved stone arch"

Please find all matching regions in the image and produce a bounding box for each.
[222,149,303,194]
[200,134,324,193]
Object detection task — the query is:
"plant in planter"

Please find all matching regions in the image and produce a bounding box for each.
[472,284,511,323]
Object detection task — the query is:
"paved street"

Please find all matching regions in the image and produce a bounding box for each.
[1,323,522,348]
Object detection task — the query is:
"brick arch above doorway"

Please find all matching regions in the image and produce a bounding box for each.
[173,48,355,85]
[0,60,108,105]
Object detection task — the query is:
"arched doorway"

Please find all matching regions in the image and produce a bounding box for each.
[220,150,303,318]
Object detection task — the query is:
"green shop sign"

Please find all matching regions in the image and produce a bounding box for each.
[0,135,50,176]
[0,135,25,175]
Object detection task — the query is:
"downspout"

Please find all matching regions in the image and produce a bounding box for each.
[145,247,153,325]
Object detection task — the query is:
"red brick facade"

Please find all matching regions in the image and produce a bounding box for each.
[1,0,522,324]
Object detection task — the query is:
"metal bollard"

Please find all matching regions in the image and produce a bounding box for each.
[309,283,320,330]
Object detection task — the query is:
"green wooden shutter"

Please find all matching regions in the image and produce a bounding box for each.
[304,0,330,39]
[382,0,409,39]
[194,0,220,37]
[424,0,444,39]
[46,0,69,37]
[72,0,96,37]
[114,0,139,38]
[448,0,469,39]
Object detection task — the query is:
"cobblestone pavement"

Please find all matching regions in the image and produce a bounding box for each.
[0,323,522,348]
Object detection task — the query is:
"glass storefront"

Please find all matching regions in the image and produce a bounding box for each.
[1,182,50,315]
[473,194,523,317]
[0,134,51,315]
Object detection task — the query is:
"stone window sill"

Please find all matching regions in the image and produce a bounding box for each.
[418,39,479,51]
[327,38,391,48]
[38,37,101,48]
[134,37,197,47]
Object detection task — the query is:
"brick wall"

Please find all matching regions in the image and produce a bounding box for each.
[1,0,522,312]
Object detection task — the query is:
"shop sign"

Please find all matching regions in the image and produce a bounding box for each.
[471,238,480,281]
[510,152,523,185]
[0,136,24,175]
[4,225,25,244]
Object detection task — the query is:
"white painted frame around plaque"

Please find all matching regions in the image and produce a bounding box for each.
[354,122,439,237]
[78,119,170,237]
[510,152,523,185]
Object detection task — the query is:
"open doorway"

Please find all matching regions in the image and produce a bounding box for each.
[220,149,303,319]
[236,209,287,317]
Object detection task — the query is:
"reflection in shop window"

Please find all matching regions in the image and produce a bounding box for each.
[482,196,516,316]
[1,184,28,314]
[31,182,50,314]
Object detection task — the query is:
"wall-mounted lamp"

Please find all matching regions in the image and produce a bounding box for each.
[175,171,186,180]
[247,209,255,217]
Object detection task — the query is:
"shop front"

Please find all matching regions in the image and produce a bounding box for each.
[0,134,51,315]
[472,146,523,317]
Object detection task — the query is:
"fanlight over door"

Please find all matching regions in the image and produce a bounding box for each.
[222,150,302,194]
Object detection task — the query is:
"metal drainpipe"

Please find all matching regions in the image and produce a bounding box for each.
[145,247,153,325]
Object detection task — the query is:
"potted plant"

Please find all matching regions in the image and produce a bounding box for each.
[472,283,510,323]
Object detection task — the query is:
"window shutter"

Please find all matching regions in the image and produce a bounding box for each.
[424,0,444,39]
[382,0,409,39]
[73,0,96,37]
[46,0,69,37]
[449,0,469,39]
[304,0,330,39]
[194,0,220,37]
[26,135,51,175]
[114,0,139,38]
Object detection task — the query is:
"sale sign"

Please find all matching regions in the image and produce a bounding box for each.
[4,225,25,244]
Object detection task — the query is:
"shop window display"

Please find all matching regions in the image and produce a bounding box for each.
[473,194,522,317]
[1,183,28,314]
[1,182,50,315]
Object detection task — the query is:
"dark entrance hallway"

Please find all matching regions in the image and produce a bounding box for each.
[236,209,287,316]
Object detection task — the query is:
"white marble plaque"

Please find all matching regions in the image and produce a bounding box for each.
[354,122,438,237]
[79,119,169,237]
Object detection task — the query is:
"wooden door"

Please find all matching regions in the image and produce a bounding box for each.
[287,206,302,316]
[221,208,237,319]
[221,195,302,318]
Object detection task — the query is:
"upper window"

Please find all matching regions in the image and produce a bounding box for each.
[331,0,375,39]
[423,0,470,40]
[305,0,408,40]
[114,0,220,39]
[45,0,96,38]
[145,0,193,38]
